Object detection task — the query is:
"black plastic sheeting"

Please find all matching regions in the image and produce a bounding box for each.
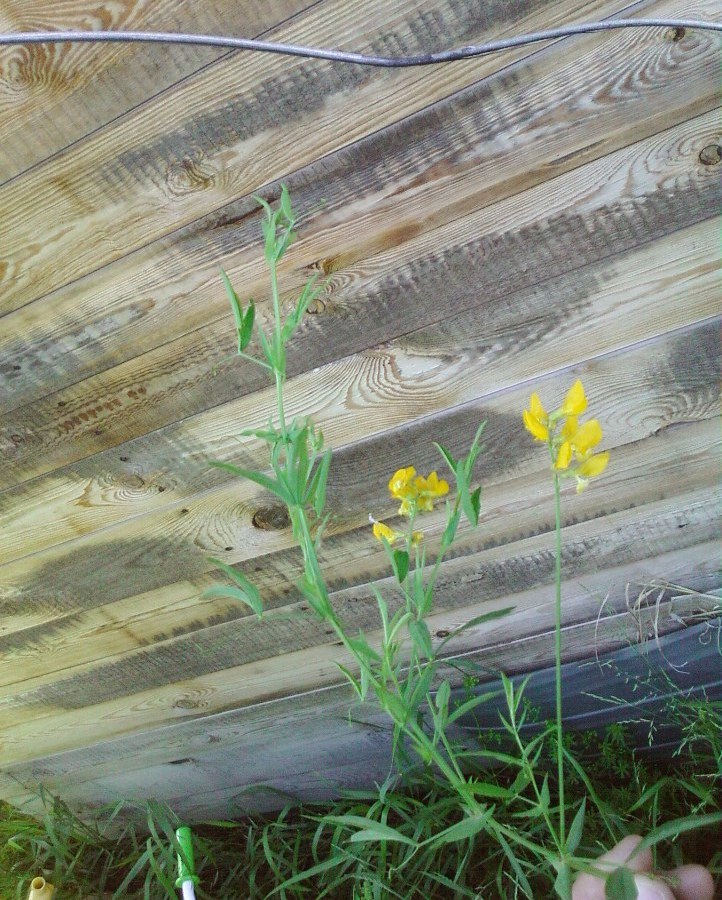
[451,619,722,756]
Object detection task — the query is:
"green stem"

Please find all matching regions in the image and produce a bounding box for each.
[553,471,566,849]
[237,350,272,370]
[422,497,461,617]
[269,258,287,439]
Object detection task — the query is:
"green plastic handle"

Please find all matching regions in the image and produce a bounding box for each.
[175,826,199,888]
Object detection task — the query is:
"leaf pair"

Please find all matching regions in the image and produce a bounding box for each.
[435,421,486,528]
[221,269,255,354]
[256,184,296,264]
[203,557,262,618]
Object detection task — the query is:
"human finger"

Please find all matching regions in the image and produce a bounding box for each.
[572,836,653,899]
[661,864,715,900]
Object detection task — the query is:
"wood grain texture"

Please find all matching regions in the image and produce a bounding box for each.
[0,0,717,320]
[0,485,718,765]
[0,0,313,181]
[0,410,718,700]
[1,309,719,635]
[1,108,719,486]
[1,21,719,425]
[1,0,720,822]
[0,0,627,313]
[0,548,717,811]
[0,421,718,736]
[0,225,717,586]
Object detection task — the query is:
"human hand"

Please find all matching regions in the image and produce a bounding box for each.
[571,834,715,900]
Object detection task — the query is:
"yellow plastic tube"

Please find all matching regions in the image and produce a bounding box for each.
[27,876,54,900]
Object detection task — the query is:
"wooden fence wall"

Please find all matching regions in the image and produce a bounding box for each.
[0,0,719,821]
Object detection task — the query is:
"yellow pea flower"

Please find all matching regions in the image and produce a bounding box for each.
[388,467,416,500]
[554,441,573,470]
[576,451,610,478]
[570,419,603,458]
[414,471,450,511]
[523,407,549,442]
[561,416,578,441]
[560,379,587,417]
[372,521,403,543]
[529,392,548,424]
[398,498,413,516]
[371,519,423,545]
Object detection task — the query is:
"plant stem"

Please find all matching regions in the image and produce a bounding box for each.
[269,257,287,439]
[553,472,566,848]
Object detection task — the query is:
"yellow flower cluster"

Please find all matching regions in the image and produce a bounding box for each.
[523,380,610,492]
[387,466,449,516]
[372,466,449,543]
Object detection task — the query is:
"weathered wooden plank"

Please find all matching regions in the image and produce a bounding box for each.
[0,538,717,796]
[0,401,718,691]
[2,0,658,314]
[0,486,718,764]
[0,316,718,636]
[0,0,313,181]
[2,105,719,486]
[0,219,717,579]
[2,15,719,424]
[136,604,722,825]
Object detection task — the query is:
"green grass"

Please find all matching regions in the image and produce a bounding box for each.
[2,691,719,899]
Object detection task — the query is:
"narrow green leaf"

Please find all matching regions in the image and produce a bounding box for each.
[446,689,503,726]
[430,810,493,846]
[392,549,409,584]
[270,855,344,895]
[209,461,294,505]
[463,420,487,477]
[348,826,415,845]
[441,505,461,547]
[256,324,275,367]
[347,636,381,665]
[220,268,244,330]
[324,816,416,846]
[540,774,551,811]
[604,866,638,899]
[276,228,296,261]
[469,486,482,526]
[279,184,295,223]
[253,193,273,217]
[495,830,533,898]
[240,301,255,350]
[312,449,332,517]
[282,276,320,341]
[434,442,457,474]
[205,557,263,617]
[466,781,513,800]
[458,472,477,528]
[435,606,514,653]
[202,585,262,617]
[435,680,451,713]
[404,659,435,712]
[372,586,389,637]
[631,811,722,857]
[566,797,586,855]
[408,618,433,660]
[335,663,363,699]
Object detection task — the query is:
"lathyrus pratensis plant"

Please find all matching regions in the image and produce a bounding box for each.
[209,189,720,899]
[207,185,512,823]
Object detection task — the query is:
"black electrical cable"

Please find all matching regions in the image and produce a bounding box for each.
[0,19,719,68]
